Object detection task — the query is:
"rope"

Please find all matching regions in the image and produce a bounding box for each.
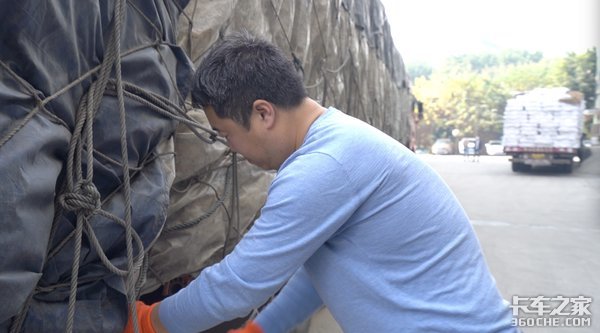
[169,0,196,59]
[268,0,304,76]
[324,51,351,73]
[0,42,165,152]
[104,80,227,145]
[45,150,161,265]
[5,0,146,331]
[311,0,328,59]
[60,0,138,331]
[269,0,293,54]
[110,0,142,331]
[222,152,241,257]
[304,77,324,89]
[163,161,234,233]
[3,1,240,331]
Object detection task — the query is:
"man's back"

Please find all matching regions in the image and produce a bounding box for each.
[284,107,515,332]
[158,107,516,333]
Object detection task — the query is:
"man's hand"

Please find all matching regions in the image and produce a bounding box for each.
[124,301,159,333]
[227,321,263,333]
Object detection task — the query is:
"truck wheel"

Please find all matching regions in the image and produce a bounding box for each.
[511,162,521,172]
[561,163,573,173]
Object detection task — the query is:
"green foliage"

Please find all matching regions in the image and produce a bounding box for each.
[413,48,597,143]
[491,58,566,92]
[406,62,432,82]
[560,48,597,109]
[413,70,508,140]
[445,50,544,73]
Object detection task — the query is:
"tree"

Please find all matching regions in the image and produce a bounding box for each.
[412,70,507,142]
[560,48,597,109]
[406,62,432,82]
[412,49,597,147]
[444,50,544,73]
[491,58,565,93]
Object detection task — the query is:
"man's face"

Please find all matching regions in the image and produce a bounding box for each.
[203,106,273,170]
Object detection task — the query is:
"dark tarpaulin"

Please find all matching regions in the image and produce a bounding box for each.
[0,0,192,332]
[144,0,415,297]
[341,0,407,89]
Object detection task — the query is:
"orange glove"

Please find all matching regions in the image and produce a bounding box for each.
[124,301,158,333]
[227,321,263,333]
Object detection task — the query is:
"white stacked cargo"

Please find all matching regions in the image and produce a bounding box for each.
[502,87,584,172]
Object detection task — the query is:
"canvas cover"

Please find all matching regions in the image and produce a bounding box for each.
[142,111,274,295]
[143,0,416,297]
[0,0,192,331]
[0,0,413,332]
[177,0,413,143]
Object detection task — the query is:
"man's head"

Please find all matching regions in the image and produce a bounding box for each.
[191,31,307,129]
[191,31,320,170]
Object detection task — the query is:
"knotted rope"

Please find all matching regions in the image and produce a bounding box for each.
[58,181,102,215]
[3,1,235,332]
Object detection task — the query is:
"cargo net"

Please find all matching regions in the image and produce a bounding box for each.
[0,1,232,332]
[1,0,413,331]
[132,0,415,327]
[177,0,414,145]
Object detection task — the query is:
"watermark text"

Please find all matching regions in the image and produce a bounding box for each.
[510,295,592,328]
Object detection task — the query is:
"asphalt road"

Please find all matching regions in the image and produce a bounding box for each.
[307,148,600,333]
[421,149,600,333]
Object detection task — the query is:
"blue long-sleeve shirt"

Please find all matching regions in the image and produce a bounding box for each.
[159,107,516,332]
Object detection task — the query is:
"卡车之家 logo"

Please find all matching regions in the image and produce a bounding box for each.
[510,295,592,328]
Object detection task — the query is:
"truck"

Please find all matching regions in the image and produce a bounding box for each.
[1,0,414,331]
[502,87,584,173]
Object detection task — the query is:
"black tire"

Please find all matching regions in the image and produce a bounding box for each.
[511,162,521,172]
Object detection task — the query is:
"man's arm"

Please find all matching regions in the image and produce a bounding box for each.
[138,264,322,333]
[254,267,323,333]
[151,304,168,333]
[153,153,360,332]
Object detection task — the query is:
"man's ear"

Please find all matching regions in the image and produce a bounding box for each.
[252,99,276,129]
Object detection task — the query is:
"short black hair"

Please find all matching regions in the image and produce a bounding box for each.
[192,31,307,129]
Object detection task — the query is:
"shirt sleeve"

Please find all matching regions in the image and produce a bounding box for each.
[159,152,362,333]
[255,266,323,333]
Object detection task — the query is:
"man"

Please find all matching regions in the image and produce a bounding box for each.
[127,32,516,333]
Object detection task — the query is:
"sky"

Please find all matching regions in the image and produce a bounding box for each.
[379,0,599,66]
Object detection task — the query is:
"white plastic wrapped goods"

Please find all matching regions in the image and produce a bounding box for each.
[502,88,584,149]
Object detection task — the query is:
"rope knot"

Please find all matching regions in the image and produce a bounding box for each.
[59,181,101,215]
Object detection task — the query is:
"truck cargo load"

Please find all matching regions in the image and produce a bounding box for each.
[502,87,585,173]
[1,0,415,332]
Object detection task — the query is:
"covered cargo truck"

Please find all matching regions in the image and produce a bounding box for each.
[502,87,585,173]
[1,0,415,332]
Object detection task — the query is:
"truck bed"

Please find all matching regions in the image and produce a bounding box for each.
[502,88,584,172]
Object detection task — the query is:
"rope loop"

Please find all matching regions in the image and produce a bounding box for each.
[59,181,101,216]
